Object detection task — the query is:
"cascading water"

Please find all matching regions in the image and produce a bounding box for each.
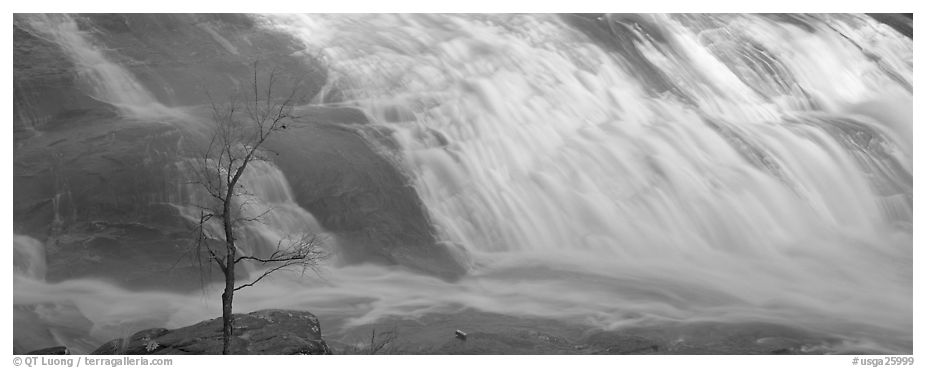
[14,234,46,281]
[171,158,336,273]
[13,13,912,354]
[17,14,177,119]
[14,158,338,351]
[257,14,912,351]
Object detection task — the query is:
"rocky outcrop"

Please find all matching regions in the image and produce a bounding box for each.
[13,14,326,133]
[13,13,470,291]
[267,118,469,280]
[73,14,327,108]
[866,13,913,39]
[91,309,330,355]
[14,304,98,355]
[560,14,691,104]
[12,106,470,291]
[12,117,212,290]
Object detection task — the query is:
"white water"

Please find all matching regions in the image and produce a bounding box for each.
[18,14,177,119]
[258,14,912,350]
[14,235,46,281]
[13,14,912,353]
[172,159,336,273]
[14,160,338,352]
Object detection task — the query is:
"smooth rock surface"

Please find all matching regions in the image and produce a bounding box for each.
[91,309,331,355]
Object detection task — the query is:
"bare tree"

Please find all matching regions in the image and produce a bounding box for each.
[187,62,325,354]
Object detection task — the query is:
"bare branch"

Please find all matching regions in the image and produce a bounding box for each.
[234,233,327,265]
[185,61,319,354]
[232,233,327,291]
[233,263,288,291]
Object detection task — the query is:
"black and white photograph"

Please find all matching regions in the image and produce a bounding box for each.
[9,9,915,364]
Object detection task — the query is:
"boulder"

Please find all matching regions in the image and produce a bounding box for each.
[13,117,215,291]
[13,14,327,133]
[92,309,330,355]
[14,12,471,289]
[267,118,470,280]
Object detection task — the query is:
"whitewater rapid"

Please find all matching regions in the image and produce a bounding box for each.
[259,13,913,351]
[13,14,912,354]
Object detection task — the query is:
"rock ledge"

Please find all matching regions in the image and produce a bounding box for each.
[89,309,330,355]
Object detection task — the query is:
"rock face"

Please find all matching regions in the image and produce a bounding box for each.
[91,309,331,355]
[267,117,469,280]
[14,304,98,355]
[866,13,913,39]
[13,14,325,133]
[13,117,203,289]
[13,14,471,290]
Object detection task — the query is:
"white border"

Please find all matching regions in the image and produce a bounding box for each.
[4,5,921,368]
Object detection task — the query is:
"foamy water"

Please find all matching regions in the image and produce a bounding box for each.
[14,14,912,354]
[260,13,912,350]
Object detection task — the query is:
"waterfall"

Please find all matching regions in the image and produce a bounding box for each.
[260,13,912,351]
[172,158,336,273]
[18,14,176,119]
[14,235,47,281]
[12,13,912,354]
[13,159,338,353]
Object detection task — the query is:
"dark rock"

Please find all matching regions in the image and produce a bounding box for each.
[76,14,327,108]
[560,14,692,104]
[92,309,331,355]
[12,18,113,134]
[26,346,70,355]
[582,331,662,354]
[434,330,578,354]
[13,118,216,291]
[610,321,834,354]
[866,13,913,39]
[13,14,327,132]
[13,104,470,291]
[267,117,470,280]
[14,304,98,354]
[14,12,470,288]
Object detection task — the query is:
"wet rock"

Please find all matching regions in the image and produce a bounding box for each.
[13,119,214,291]
[92,309,331,355]
[267,119,470,280]
[866,13,913,39]
[15,12,470,287]
[13,304,97,354]
[582,331,661,354]
[13,14,327,132]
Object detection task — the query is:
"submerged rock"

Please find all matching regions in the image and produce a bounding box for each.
[91,309,330,355]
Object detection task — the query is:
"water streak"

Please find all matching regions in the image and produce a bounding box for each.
[261,13,912,351]
[18,14,176,119]
[12,13,913,354]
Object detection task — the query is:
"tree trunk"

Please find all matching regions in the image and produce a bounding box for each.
[221,280,233,354]
[221,201,236,355]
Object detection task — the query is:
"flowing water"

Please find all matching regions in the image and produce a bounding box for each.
[13,14,912,353]
[18,14,179,120]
